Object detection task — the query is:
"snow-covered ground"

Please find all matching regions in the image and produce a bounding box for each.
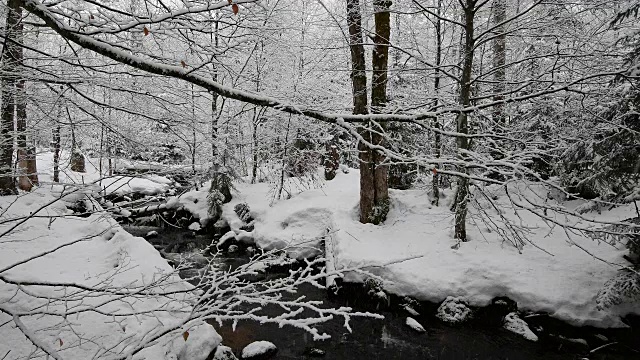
[221,169,639,328]
[0,155,219,359]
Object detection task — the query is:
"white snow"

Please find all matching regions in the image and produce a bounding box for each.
[405,317,426,333]
[220,169,640,327]
[503,312,538,341]
[189,222,202,231]
[241,340,277,359]
[0,189,221,359]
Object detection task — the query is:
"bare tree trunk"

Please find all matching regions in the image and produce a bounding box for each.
[0,0,21,194]
[432,0,443,206]
[251,108,259,184]
[346,0,373,222]
[13,5,37,191]
[53,124,61,183]
[211,12,219,169]
[67,106,85,173]
[492,0,507,124]
[191,84,197,186]
[454,0,476,242]
[368,0,391,222]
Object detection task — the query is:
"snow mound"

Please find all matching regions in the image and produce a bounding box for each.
[503,313,538,341]
[241,340,277,359]
[252,207,333,259]
[405,317,426,333]
[436,297,473,324]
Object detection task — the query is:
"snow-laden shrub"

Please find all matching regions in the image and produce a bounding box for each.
[596,269,640,310]
[558,88,639,202]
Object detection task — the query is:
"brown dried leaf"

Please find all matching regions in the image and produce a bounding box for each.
[232,4,239,15]
[180,60,187,68]
[182,331,189,341]
[143,26,149,36]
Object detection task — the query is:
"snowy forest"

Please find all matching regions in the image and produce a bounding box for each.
[0,0,639,359]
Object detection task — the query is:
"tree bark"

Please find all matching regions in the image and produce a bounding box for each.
[346,0,372,222]
[454,0,476,242]
[369,0,391,222]
[0,0,22,194]
[14,4,37,191]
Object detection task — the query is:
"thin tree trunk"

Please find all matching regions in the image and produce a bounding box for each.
[454,0,476,242]
[191,84,197,183]
[492,0,507,124]
[13,4,37,191]
[432,0,443,206]
[53,123,61,183]
[251,109,259,184]
[211,12,219,170]
[0,0,21,194]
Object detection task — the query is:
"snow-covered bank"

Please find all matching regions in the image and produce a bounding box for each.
[35,151,174,196]
[0,189,220,359]
[221,169,639,328]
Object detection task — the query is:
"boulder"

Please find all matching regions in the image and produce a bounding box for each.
[241,341,277,360]
[212,345,238,360]
[503,312,538,341]
[406,317,426,333]
[303,347,326,357]
[436,296,473,324]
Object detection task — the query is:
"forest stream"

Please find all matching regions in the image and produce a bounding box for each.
[122,225,639,360]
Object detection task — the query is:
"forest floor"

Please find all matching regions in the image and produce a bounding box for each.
[0,152,219,359]
[220,168,639,328]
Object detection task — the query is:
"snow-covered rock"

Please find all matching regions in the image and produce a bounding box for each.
[303,347,326,356]
[218,231,237,248]
[436,297,473,324]
[177,324,222,360]
[503,312,538,341]
[213,345,238,360]
[404,305,420,316]
[241,341,277,359]
[405,317,426,333]
[189,222,202,231]
[236,230,255,244]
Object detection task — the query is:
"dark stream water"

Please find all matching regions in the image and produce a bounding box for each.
[124,226,638,360]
